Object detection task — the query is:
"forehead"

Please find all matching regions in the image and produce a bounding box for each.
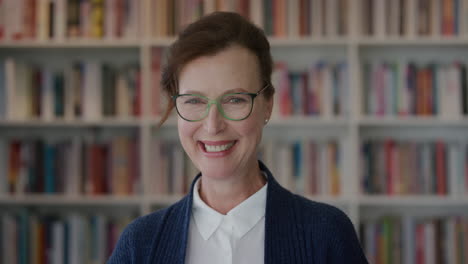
[178,45,261,94]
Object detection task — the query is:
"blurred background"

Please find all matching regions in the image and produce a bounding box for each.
[0,0,467,263]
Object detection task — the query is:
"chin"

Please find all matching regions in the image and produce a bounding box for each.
[198,159,239,179]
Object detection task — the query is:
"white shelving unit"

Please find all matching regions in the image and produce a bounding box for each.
[1,0,468,240]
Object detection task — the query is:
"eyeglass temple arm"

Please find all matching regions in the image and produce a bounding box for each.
[256,84,270,95]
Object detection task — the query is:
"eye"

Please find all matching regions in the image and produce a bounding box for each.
[183,97,205,104]
[224,96,248,104]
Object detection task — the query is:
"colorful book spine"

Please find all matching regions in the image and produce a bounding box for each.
[271,60,348,119]
[360,139,468,196]
[0,135,140,196]
[362,215,468,264]
[0,58,141,121]
[258,139,342,196]
[365,61,468,118]
[0,211,134,263]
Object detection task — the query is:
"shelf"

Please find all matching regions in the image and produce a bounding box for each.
[12,116,458,129]
[304,195,353,207]
[1,194,465,208]
[359,195,468,207]
[0,39,141,48]
[4,36,467,49]
[268,37,349,46]
[144,194,352,207]
[358,116,468,128]
[146,38,177,46]
[145,37,349,47]
[268,116,349,127]
[155,116,350,128]
[358,37,468,46]
[0,194,144,206]
[0,118,143,128]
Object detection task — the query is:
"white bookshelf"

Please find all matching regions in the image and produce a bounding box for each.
[1,0,468,261]
[358,196,468,207]
[0,0,464,211]
[0,119,143,127]
[0,40,142,48]
[0,194,144,206]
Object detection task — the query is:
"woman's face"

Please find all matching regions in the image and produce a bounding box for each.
[177,45,273,180]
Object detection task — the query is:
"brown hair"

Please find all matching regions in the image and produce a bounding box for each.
[159,11,274,126]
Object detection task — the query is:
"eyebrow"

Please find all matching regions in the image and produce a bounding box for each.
[180,88,250,96]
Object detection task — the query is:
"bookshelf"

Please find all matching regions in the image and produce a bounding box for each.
[1,0,468,263]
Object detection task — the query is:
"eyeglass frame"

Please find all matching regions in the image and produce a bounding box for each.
[171,85,269,122]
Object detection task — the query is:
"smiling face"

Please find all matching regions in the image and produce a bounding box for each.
[177,45,273,181]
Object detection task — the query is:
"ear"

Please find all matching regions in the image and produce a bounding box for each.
[264,96,273,121]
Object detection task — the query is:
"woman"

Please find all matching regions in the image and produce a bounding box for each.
[108,12,368,264]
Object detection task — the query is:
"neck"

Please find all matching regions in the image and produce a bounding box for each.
[198,163,266,215]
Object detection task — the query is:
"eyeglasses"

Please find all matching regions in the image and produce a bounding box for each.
[172,85,268,122]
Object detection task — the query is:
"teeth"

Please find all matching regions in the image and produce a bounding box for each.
[204,142,234,152]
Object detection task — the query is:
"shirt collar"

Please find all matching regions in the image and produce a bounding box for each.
[192,175,268,241]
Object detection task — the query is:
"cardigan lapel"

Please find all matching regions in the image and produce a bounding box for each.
[261,161,308,264]
[154,161,303,264]
[149,174,201,264]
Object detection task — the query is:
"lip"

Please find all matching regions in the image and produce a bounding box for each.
[200,140,236,146]
[198,140,237,157]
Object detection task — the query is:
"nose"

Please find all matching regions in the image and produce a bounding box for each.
[203,102,225,135]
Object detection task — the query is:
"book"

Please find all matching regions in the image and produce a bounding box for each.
[1,135,139,196]
[361,139,458,195]
[1,211,134,263]
[363,215,468,263]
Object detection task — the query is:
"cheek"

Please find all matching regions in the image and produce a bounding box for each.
[178,120,198,149]
[238,114,264,142]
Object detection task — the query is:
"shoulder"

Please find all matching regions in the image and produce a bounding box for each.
[107,198,189,263]
[123,207,171,238]
[291,194,368,263]
[292,194,351,229]
[121,196,188,241]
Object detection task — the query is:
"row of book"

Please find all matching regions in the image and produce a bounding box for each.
[149,140,198,196]
[363,61,468,118]
[262,0,349,37]
[360,215,468,264]
[362,0,465,37]
[0,0,140,41]
[1,210,132,264]
[150,0,349,38]
[148,139,341,196]
[272,61,349,118]
[4,0,468,41]
[260,140,341,196]
[361,139,468,196]
[0,135,140,195]
[0,58,141,121]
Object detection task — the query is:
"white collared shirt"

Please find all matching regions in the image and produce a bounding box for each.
[185,178,268,264]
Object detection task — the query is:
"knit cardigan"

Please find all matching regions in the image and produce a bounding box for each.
[107,161,368,264]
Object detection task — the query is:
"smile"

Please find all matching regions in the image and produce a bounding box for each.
[199,140,237,154]
[204,142,235,152]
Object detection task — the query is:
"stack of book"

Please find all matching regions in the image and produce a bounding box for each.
[272,61,349,119]
[261,140,341,196]
[0,0,140,42]
[0,135,140,196]
[150,0,349,38]
[361,139,468,196]
[1,210,134,264]
[360,215,468,264]
[148,139,198,196]
[361,0,465,37]
[363,61,468,118]
[0,58,141,121]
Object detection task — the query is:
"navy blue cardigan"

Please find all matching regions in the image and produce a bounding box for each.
[108,161,368,264]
